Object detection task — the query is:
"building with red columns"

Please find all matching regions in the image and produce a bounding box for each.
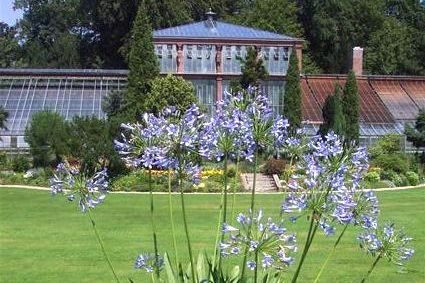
[1,13,425,150]
[152,11,303,112]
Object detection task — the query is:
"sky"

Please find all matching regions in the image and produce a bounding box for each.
[0,0,23,26]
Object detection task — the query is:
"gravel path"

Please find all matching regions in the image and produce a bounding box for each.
[0,184,423,194]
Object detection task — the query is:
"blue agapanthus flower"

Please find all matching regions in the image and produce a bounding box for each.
[358,223,414,266]
[199,92,255,162]
[220,210,297,271]
[115,104,203,184]
[134,253,164,273]
[246,93,288,151]
[281,132,372,236]
[50,163,109,213]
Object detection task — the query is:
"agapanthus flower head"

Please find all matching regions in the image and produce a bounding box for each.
[134,253,164,273]
[49,163,109,213]
[358,223,414,266]
[281,132,374,234]
[319,219,336,236]
[220,209,297,271]
[236,93,289,152]
[353,190,379,229]
[200,93,255,162]
[115,105,204,185]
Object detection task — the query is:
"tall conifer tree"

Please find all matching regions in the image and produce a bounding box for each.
[283,53,302,131]
[124,1,159,121]
[240,47,268,89]
[319,84,345,136]
[342,71,360,143]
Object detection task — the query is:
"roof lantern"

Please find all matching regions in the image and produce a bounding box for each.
[205,8,217,29]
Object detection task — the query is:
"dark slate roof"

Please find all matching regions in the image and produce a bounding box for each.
[153,20,298,41]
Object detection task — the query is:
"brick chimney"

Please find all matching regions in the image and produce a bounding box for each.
[352,47,363,76]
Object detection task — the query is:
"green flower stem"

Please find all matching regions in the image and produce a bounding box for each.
[291,212,318,283]
[212,188,224,268]
[87,209,120,283]
[254,250,259,283]
[168,169,179,267]
[179,178,196,283]
[230,155,240,224]
[217,154,229,271]
[250,151,258,212]
[241,150,259,279]
[313,224,349,283]
[222,154,229,225]
[148,169,160,279]
[240,246,249,281]
[360,254,382,283]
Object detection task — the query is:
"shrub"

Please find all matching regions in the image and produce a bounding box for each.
[0,151,8,169]
[226,164,238,178]
[372,153,410,174]
[0,168,51,186]
[391,173,404,187]
[11,155,30,173]
[262,158,286,175]
[364,171,380,183]
[144,74,198,115]
[111,170,172,192]
[369,134,402,158]
[200,179,223,193]
[405,171,419,186]
[24,110,70,167]
[381,170,410,187]
[68,116,127,177]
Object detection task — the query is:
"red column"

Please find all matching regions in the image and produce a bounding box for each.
[216,45,223,102]
[217,77,223,102]
[177,44,184,74]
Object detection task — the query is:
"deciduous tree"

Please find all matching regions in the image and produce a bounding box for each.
[365,18,419,75]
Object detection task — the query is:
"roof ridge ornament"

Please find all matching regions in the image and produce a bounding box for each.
[205,8,217,30]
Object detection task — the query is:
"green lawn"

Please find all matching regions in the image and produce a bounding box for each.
[0,188,424,283]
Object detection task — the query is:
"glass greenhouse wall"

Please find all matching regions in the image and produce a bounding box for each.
[0,70,420,152]
[0,73,125,149]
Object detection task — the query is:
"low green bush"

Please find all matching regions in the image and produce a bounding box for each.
[111,170,171,192]
[0,151,8,169]
[368,134,402,158]
[11,155,31,173]
[0,168,51,186]
[111,169,243,193]
[380,170,409,187]
[262,158,286,175]
[364,171,380,184]
[372,153,410,174]
[391,173,404,187]
[405,171,419,186]
[226,163,238,178]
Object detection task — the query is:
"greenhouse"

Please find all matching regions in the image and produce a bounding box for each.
[0,68,424,150]
[1,16,425,150]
